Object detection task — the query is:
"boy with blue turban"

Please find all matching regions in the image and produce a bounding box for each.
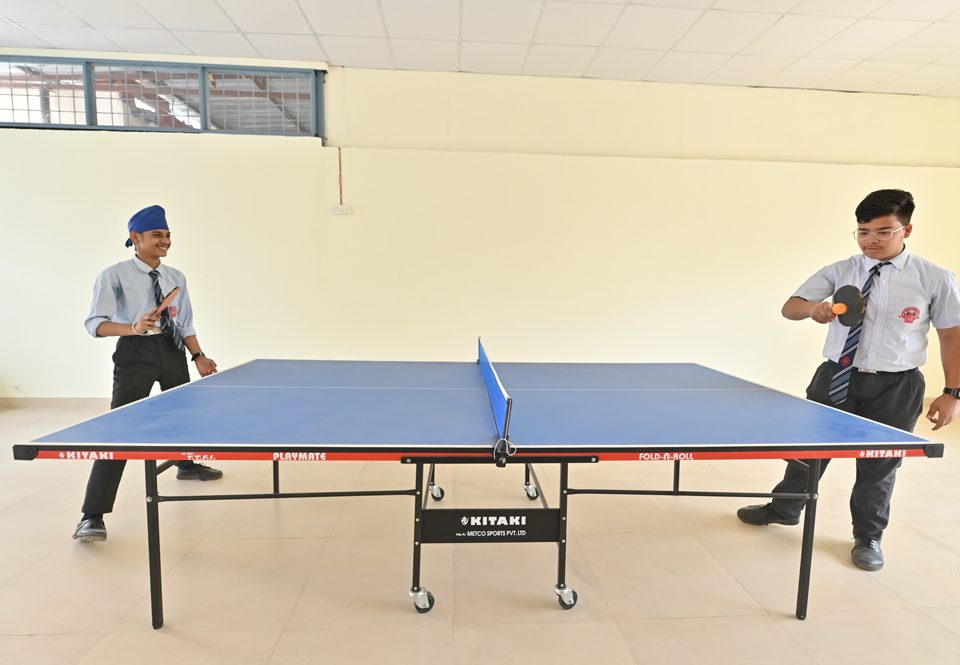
[74,205,223,541]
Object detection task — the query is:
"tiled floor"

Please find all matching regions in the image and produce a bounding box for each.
[2,399,959,664]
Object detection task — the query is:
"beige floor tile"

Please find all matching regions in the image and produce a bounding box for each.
[285,536,453,630]
[0,537,197,635]
[269,625,452,665]
[922,606,960,637]
[112,538,326,632]
[78,629,281,665]
[452,621,635,665]
[270,460,365,492]
[778,609,960,665]
[706,534,909,615]
[567,492,694,535]
[0,539,64,587]
[852,526,960,607]
[577,531,764,619]
[450,537,611,625]
[618,616,815,664]
[0,483,91,541]
[330,493,419,538]
[449,461,534,485]
[891,475,960,525]
[0,485,45,511]
[675,501,911,614]
[911,523,960,554]
[0,634,105,665]
[207,497,346,540]
[355,460,422,486]
[443,480,546,510]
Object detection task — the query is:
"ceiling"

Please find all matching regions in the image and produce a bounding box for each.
[3,0,960,98]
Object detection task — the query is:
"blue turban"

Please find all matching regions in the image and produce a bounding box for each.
[125,205,169,247]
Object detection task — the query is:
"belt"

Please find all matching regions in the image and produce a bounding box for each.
[856,368,918,375]
[829,362,917,375]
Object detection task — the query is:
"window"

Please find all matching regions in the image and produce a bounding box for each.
[93,64,202,130]
[207,70,314,134]
[0,61,86,126]
[0,57,323,137]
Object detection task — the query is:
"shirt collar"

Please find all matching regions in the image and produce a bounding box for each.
[131,254,163,274]
[859,246,909,272]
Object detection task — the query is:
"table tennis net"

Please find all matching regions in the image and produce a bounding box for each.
[478,339,511,440]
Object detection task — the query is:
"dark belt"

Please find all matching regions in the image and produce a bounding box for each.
[829,361,918,375]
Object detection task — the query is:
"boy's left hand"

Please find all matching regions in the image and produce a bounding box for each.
[926,394,960,430]
[195,356,218,377]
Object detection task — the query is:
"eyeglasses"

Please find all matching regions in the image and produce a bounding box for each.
[853,226,906,241]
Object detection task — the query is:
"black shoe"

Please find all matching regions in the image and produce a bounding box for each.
[852,537,884,571]
[73,517,107,541]
[737,503,800,526]
[176,463,223,481]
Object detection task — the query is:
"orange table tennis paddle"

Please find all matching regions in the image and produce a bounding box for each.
[832,285,863,327]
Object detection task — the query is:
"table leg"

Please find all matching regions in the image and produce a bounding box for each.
[145,460,164,629]
[410,462,434,613]
[555,462,577,609]
[795,459,821,620]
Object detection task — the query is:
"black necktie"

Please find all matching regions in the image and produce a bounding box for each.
[149,270,183,350]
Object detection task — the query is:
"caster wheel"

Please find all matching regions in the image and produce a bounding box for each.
[413,590,435,614]
[429,485,445,501]
[556,588,578,610]
[524,484,539,500]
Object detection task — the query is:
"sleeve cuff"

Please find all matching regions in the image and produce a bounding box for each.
[85,318,109,337]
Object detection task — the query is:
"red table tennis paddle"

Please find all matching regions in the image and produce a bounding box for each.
[154,286,180,315]
[832,285,864,327]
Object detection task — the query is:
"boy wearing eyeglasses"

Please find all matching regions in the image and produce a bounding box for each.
[738,189,960,571]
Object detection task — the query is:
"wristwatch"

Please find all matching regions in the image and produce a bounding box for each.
[191,351,205,362]
[944,387,960,399]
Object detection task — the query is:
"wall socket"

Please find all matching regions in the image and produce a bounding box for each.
[331,204,351,215]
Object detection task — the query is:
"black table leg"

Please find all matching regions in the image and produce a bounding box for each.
[795,459,821,620]
[410,462,434,612]
[555,462,577,609]
[145,460,164,629]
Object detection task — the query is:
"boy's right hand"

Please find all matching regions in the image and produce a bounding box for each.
[133,312,161,335]
[810,302,838,324]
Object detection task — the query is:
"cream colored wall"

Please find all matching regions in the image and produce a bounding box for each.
[2,62,959,398]
[326,67,960,167]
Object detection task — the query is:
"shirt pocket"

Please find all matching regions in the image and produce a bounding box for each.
[890,300,925,328]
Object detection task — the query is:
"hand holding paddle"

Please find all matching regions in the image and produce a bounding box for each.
[133,311,161,335]
[133,287,179,336]
[832,285,865,327]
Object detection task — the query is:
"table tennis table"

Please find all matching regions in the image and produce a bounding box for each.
[13,340,941,628]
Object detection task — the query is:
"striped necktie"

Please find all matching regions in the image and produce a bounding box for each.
[149,270,183,350]
[828,261,890,404]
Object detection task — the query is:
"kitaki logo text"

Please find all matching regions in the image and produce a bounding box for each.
[58,451,114,460]
[460,515,527,527]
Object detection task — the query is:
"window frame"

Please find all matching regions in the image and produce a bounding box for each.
[0,55,325,139]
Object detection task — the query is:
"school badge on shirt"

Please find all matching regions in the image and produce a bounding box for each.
[168,305,178,318]
[899,306,920,324]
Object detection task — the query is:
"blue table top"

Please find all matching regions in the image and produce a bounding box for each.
[23,359,932,455]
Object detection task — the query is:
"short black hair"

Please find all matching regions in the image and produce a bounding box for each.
[855,189,915,225]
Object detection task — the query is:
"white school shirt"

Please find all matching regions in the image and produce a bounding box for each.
[84,255,197,339]
[792,248,960,372]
